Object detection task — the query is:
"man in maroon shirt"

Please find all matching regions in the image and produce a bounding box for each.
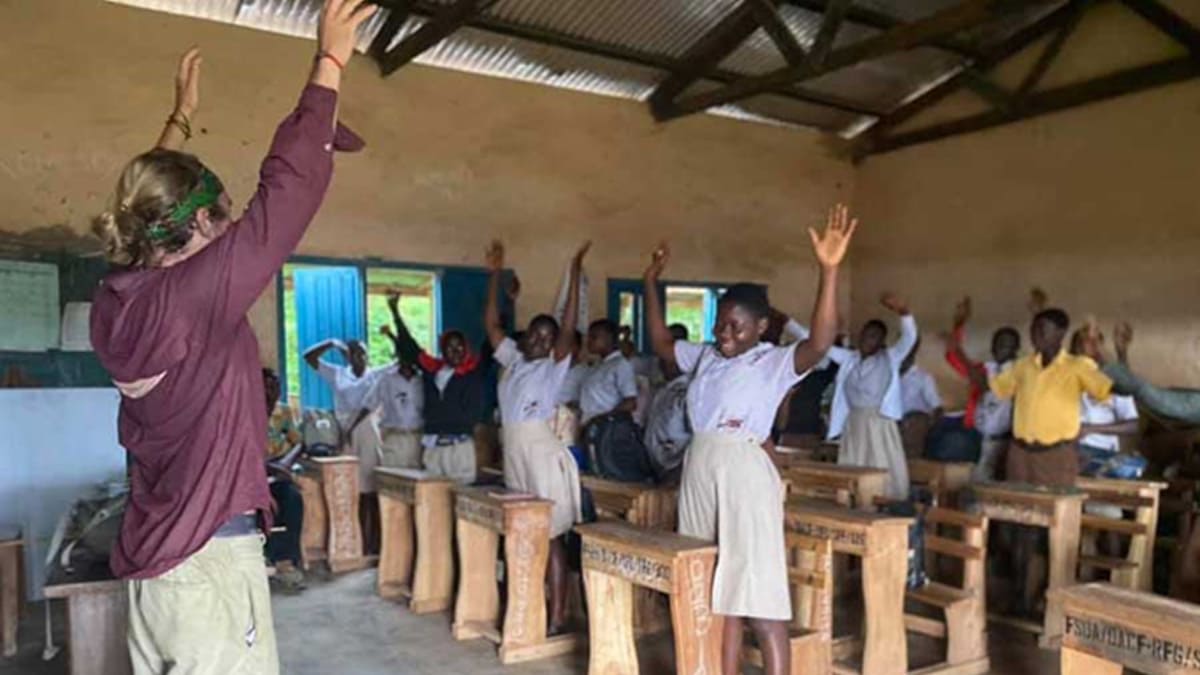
[89,2,373,672]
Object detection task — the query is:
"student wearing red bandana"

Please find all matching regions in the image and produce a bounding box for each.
[384,292,485,484]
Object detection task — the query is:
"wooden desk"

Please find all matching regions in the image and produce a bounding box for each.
[908,459,973,507]
[43,566,130,675]
[576,521,721,675]
[296,456,369,574]
[785,501,912,675]
[1,538,21,658]
[1075,476,1166,592]
[974,481,1086,647]
[376,468,455,614]
[451,487,580,664]
[782,461,889,512]
[1055,582,1200,674]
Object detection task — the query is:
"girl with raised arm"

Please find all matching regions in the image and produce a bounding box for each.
[484,239,589,635]
[643,205,856,675]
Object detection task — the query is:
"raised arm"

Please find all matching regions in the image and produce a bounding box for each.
[304,339,344,371]
[643,242,675,366]
[156,48,202,151]
[386,291,424,366]
[554,242,590,361]
[793,204,857,375]
[882,293,918,364]
[483,240,508,350]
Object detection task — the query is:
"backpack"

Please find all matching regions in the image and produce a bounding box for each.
[583,411,655,484]
[302,409,341,457]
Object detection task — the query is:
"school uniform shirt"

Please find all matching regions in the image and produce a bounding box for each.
[315,361,387,426]
[825,315,919,440]
[579,351,639,424]
[369,369,425,432]
[989,350,1113,445]
[555,363,588,406]
[675,340,805,442]
[644,375,692,473]
[494,337,573,425]
[975,361,1015,438]
[900,366,942,416]
[1079,393,1138,451]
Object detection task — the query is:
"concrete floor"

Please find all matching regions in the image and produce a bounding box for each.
[3,569,1060,674]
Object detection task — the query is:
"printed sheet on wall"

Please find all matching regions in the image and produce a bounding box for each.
[0,260,60,351]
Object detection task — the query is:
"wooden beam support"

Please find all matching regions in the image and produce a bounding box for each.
[783,0,984,59]
[808,0,852,67]
[377,0,497,76]
[750,0,809,66]
[656,0,1053,122]
[962,67,1013,109]
[868,56,1200,155]
[647,3,763,117]
[1119,0,1200,54]
[368,0,413,63]
[1015,0,1088,97]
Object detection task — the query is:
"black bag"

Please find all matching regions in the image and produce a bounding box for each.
[583,411,655,484]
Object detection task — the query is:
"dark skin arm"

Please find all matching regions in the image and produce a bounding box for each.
[792,204,857,376]
[555,242,591,362]
[483,240,508,351]
[304,341,345,371]
[643,244,675,367]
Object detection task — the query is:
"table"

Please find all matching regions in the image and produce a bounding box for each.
[786,501,911,675]
[576,521,721,675]
[451,486,581,663]
[43,564,130,675]
[376,468,455,613]
[1055,582,1200,674]
[974,481,1086,647]
[1,538,22,657]
[781,460,889,511]
[296,456,369,573]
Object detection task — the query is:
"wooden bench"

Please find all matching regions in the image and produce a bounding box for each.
[743,534,834,675]
[451,486,581,664]
[576,521,721,675]
[295,456,370,574]
[1055,582,1200,674]
[1,537,21,658]
[908,459,973,508]
[1075,476,1165,592]
[786,501,912,675]
[43,568,130,675]
[782,460,889,512]
[376,468,455,613]
[974,481,1086,647]
[905,508,989,675]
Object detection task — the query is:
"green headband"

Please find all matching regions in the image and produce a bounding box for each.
[146,168,223,243]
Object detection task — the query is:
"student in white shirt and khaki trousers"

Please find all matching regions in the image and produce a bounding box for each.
[643,204,857,675]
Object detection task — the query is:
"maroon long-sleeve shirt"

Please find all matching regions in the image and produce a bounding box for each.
[91,84,363,579]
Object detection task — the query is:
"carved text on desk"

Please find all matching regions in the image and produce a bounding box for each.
[328,467,357,558]
[507,511,538,641]
[687,557,713,638]
[788,522,865,550]
[581,542,672,593]
[458,498,503,531]
[979,498,1053,526]
[1064,614,1200,670]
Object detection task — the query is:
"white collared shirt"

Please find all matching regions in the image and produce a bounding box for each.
[579,351,638,424]
[675,340,805,442]
[368,369,424,431]
[494,337,572,424]
[825,314,919,439]
[975,360,1014,437]
[900,366,941,416]
[556,363,588,406]
[315,360,388,424]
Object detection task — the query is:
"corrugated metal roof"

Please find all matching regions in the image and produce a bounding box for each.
[103,0,1065,137]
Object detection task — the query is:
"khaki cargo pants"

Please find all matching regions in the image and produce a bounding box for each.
[128,535,278,675]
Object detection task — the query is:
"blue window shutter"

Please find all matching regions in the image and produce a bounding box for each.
[702,288,719,343]
[606,279,660,353]
[295,266,364,411]
[437,267,513,355]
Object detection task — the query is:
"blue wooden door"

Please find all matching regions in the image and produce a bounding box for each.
[295,266,364,411]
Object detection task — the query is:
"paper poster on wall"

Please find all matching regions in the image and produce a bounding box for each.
[0,260,60,351]
[60,302,93,351]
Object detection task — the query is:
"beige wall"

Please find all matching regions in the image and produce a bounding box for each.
[0,1,853,367]
[853,5,1200,405]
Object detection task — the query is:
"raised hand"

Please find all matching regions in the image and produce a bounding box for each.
[644,242,670,281]
[953,296,972,328]
[880,292,909,315]
[318,0,377,66]
[386,289,400,311]
[380,324,394,338]
[1028,287,1048,315]
[174,47,202,118]
[485,240,505,272]
[572,241,592,270]
[1079,324,1105,362]
[809,203,858,270]
[1114,321,1133,360]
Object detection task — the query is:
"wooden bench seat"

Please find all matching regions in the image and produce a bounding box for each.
[909,581,972,608]
[744,534,833,674]
[1079,554,1138,572]
[1075,477,1166,592]
[375,468,455,613]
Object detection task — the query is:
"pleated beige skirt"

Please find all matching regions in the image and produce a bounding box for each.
[678,432,791,621]
[502,420,582,538]
[839,407,910,500]
[550,404,580,447]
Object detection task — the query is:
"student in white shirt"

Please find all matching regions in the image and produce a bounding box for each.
[550,330,587,448]
[485,239,586,637]
[1070,330,1140,477]
[643,324,692,482]
[579,318,639,426]
[826,294,919,500]
[899,339,942,458]
[644,204,855,675]
[369,361,425,469]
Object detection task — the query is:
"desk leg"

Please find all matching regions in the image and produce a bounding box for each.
[68,590,131,675]
[325,465,365,573]
[861,548,907,675]
[584,569,637,675]
[453,519,500,640]
[1060,646,1120,675]
[1,546,17,657]
[295,475,327,571]
[500,510,549,661]
[669,554,723,675]
[857,477,886,513]
[378,496,414,600]
[1043,502,1082,645]
[411,490,454,614]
